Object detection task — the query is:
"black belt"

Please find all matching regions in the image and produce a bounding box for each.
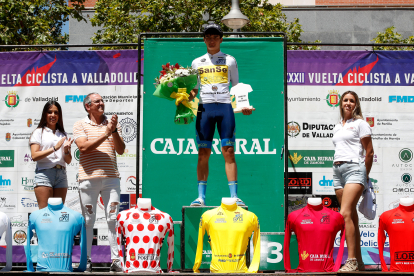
[333,161,355,165]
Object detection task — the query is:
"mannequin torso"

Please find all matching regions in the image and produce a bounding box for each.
[48,197,63,205]
[308,198,322,206]
[137,198,151,209]
[399,198,414,206]
[222,197,237,205]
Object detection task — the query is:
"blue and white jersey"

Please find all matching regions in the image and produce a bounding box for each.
[192,51,239,104]
[25,203,87,272]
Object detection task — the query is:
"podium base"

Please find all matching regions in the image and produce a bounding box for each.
[234,106,254,113]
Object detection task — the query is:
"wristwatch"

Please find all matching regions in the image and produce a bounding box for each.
[112,128,118,133]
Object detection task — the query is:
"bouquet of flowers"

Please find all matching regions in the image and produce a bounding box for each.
[153,62,198,125]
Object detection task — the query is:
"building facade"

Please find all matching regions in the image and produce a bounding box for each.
[69,0,414,50]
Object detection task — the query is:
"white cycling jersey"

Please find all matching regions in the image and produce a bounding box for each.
[192,51,239,104]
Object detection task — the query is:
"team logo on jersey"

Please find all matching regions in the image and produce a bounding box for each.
[229,253,232,258]
[43,213,50,216]
[301,251,309,260]
[137,254,159,261]
[320,215,330,224]
[310,254,329,261]
[217,58,226,65]
[212,85,218,91]
[303,214,310,217]
[395,213,402,217]
[233,212,243,223]
[149,214,161,224]
[201,58,206,62]
[42,252,70,258]
[395,251,414,261]
[301,219,313,224]
[59,213,69,222]
[130,249,136,260]
[217,211,224,216]
[215,218,227,224]
[198,65,228,85]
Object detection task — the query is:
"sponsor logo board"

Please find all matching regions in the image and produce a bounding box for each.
[4,91,20,108]
[18,194,38,212]
[10,214,28,228]
[288,121,334,139]
[117,147,136,170]
[13,230,26,245]
[288,150,335,168]
[313,174,335,195]
[0,195,17,211]
[0,175,13,192]
[119,117,137,143]
[286,172,312,195]
[385,148,413,172]
[150,138,277,155]
[0,150,14,167]
[318,195,340,212]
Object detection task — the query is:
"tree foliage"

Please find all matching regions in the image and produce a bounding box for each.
[90,0,319,49]
[371,26,414,51]
[0,0,86,50]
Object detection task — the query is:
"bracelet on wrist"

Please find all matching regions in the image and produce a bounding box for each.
[112,128,118,134]
[53,146,56,152]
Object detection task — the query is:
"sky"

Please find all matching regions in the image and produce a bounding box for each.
[62,0,70,38]
[62,21,69,36]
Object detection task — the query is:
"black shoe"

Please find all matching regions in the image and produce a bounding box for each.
[85,258,92,273]
[110,259,123,273]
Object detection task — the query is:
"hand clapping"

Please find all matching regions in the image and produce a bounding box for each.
[106,115,118,136]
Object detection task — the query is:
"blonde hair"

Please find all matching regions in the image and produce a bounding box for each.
[339,91,363,120]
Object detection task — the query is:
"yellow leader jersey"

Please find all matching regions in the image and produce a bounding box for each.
[193,203,260,273]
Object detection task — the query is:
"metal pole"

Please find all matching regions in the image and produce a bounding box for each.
[137,35,142,202]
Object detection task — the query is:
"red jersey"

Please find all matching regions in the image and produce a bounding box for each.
[379,204,414,272]
[284,204,346,273]
[116,206,174,273]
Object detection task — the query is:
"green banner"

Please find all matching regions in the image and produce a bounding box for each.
[288,150,335,168]
[0,150,14,167]
[182,207,214,271]
[143,37,285,233]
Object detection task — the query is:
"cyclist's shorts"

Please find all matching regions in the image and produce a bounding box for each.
[196,103,236,149]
